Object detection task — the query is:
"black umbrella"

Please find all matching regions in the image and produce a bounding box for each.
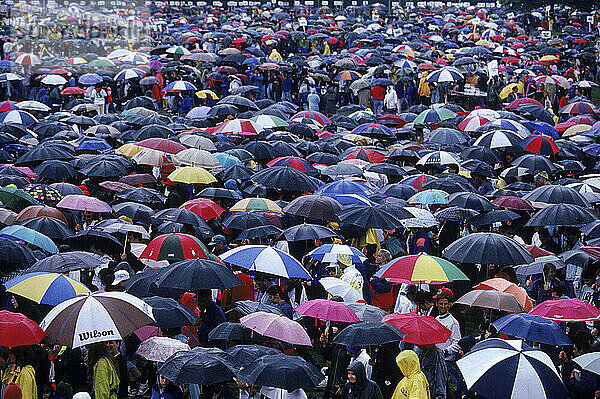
[0,238,36,270]
[280,223,340,242]
[306,152,340,165]
[237,353,324,391]
[207,103,240,117]
[198,187,242,201]
[434,206,478,222]
[379,183,419,200]
[125,268,169,298]
[332,322,406,346]
[422,176,474,193]
[243,141,279,161]
[283,195,342,221]
[158,348,238,385]
[67,230,122,254]
[155,259,242,290]
[225,345,279,366]
[208,322,258,342]
[26,251,103,273]
[143,296,199,328]
[447,192,496,212]
[250,166,319,192]
[470,209,521,227]
[236,225,282,240]
[442,232,534,266]
[525,204,598,227]
[335,204,407,230]
[461,146,501,165]
[152,208,211,228]
[80,158,130,178]
[511,154,557,175]
[35,160,78,181]
[20,216,74,240]
[461,159,497,178]
[223,212,272,230]
[117,187,166,206]
[231,300,283,316]
[523,185,590,207]
[218,95,260,110]
[124,96,156,110]
[218,164,254,181]
[14,146,75,166]
[113,202,154,225]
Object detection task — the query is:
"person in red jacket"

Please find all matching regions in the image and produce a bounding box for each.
[371,84,386,116]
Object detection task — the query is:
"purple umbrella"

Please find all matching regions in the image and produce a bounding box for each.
[56,194,111,213]
[295,299,360,323]
[148,60,164,70]
[240,311,312,346]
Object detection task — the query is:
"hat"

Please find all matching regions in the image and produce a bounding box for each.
[208,234,226,246]
[73,393,91,399]
[434,287,454,300]
[112,270,130,285]
[3,383,22,399]
[337,254,352,267]
[536,171,549,180]
[346,346,361,356]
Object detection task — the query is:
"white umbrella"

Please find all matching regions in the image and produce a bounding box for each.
[178,134,217,151]
[136,336,190,362]
[172,148,220,169]
[319,277,363,302]
[17,100,51,112]
[401,207,438,228]
[41,75,68,85]
[40,291,155,348]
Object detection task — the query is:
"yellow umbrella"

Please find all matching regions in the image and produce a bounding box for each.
[499,82,524,99]
[116,143,143,157]
[196,90,219,100]
[167,166,217,184]
[540,55,558,62]
[563,124,592,137]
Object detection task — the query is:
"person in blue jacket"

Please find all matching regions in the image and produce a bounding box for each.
[150,375,183,399]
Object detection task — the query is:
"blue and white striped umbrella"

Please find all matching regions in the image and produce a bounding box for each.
[0,110,38,126]
[457,339,567,399]
[220,245,311,279]
[393,58,417,71]
[425,67,464,83]
[306,244,367,265]
[473,129,523,149]
[480,119,530,138]
[416,150,460,166]
[114,68,145,81]
[165,80,198,91]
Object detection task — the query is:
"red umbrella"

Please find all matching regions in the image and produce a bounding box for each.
[343,148,385,163]
[581,246,600,261]
[523,245,555,258]
[382,312,451,345]
[501,56,519,64]
[491,196,535,211]
[505,98,543,110]
[140,233,210,262]
[0,310,46,347]
[48,68,70,75]
[529,298,600,322]
[61,87,86,96]
[180,198,224,220]
[137,138,186,154]
[295,299,360,322]
[516,34,529,40]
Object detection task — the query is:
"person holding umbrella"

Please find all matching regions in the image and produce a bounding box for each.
[150,375,183,399]
[434,290,461,395]
[196,290,226,347]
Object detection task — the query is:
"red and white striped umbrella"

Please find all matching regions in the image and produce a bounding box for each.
[458,115,492,132]
[15,53,41,66]
[213,118,263,135]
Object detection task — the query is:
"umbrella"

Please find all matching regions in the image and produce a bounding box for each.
[382,312,451,345]
[456,339,567,399]
[158,348,238,385]
[306,244,367,264]
[240,311,312,346]
[167,167,217,185]
[574,353,600,376]
[319,277,363,302]
[0,186,37,212]
[529,298,600,322]
[56,194,111,213]
[26,251,103,273]
[0,238,36,269]
[225,345,280,367]
[332,322,406,346]
[283,195,342,221]
[375,253,469,284]
[491,196,535,211]
[525,204,598,227]
[220,245,311,279]
[140,233,209,262]
[4,272,89,306]
[136,336,191,362]
[345,302,386,322]
[250,166,319,192]
[154,259,242,290]
[408,189,449,205]
[435,206,478,222]
[454,290,525,313]
[237,353,324,390]
[39,291,155,348]
[231,300,284,316]
[335,204,408,230]
[0,310,46,347]
[142,296,198,329]
[523,185,590,208]
[515,255,566,276]
[474,278,534,312]
[230,198,282,213]
[208,322,258,342]
[443,232,534,266]
[447,192,495,212]
[280,223,339,241]
[295,299,360,322]
[0,224,57,253]
[492,313,571,346]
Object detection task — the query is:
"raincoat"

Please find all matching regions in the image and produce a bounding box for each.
[418,72,430,98]
[340,361,383,399]
[93,357,120,399]
[391,351,430,399]
[269,48,283,61]
[1,365,37,399]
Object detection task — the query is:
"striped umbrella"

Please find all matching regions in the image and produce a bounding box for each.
[0,110,38,126]
[416,150,460,166]
[458,115,492,132]
[40,292,155,348]
[558,101,599,115]
[291,110,332,125]
[250,115,289,129]
[140,233,210,262]
[474,130,523,149]
[230,198,283,213]
[425,67,464,82]
[165,80,198,92]
[520,134,559,155]
[350,123,395,138]
[67,57,87,65]
[213,119,263,135]
[343,147,386,163]
[221,245,311,279]
[121,53,149,65]
[114,68,145,81]
[15,53,41,66]
[334,70,362,81]
[167,46,191,55]
[401,174,434,191]
[0,100,18,112]
[4,272,90,306]
[392,44,415,59]
[414,107,456,125]
[375,253,468,284]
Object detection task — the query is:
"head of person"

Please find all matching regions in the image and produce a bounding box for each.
[572,330,593,357]
[256,274,272,292]
[543,263,557,280]
[375,249,392,266]
[337,254,353,271]
[434,288,454,315]
[158,375,173,390]
[266,284,285,305]
[326,263,339,277]
[415,290,434,313]
[196,290,214,311]
[9,346,35,367]
[582,268,595,287]
[109,270,129,292]
[208,234,226,251]
[535,171,549,186]
[105,340,120,356]
[447,164,459,174]
[346,360,367,390]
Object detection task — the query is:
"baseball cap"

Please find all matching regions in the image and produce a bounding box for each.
[433,287,454,300]
[337,254,352,267]
[112,270,130,285]
[208,234,226,246]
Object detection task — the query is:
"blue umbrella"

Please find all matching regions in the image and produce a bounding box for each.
[20,216,74,241]
[76,138,112,152]
[0,225,58,253]
[315,179,374,197]
[492,313,571,346]
[237,353,324,391]
[78,73,103,86]
[142,296,199,328]
[525,121,559,139]
[220,245,311,279]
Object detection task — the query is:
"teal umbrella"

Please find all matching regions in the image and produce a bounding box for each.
[0,225,58,253]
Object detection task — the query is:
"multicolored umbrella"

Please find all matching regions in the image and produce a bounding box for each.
[230,198,283,213]
[558,101,598,115]
[98,181,135,193]
[24,184,63,204]
[413,107,457,125]
[375,253,469,284]
[520,134,559,156]
[220,245,311,279]
[407,189,449,205]
[266,156,317,175]
[334,70,362,81]
[213,119,263,135]
[291,110,332,125]
[140,233,210,262]
[4,272,90,306]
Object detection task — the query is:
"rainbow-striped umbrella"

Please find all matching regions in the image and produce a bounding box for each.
[375,253,469,284]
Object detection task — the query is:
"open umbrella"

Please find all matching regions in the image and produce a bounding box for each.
[0,225,58,253]
[443,233,534,266]
[382,312,451,345]
[454,290,525,313]
[154,259,242,290]
[26,251,103,273]
[529,298,600,322]
[39,291,155,348]
[474,278,533,312]
[226,345,280,367]
[280,223,340,241]
[332,322,406,346]
[283,195,342,221]
[492,313,571,346]
[240,311,312,346]
[136,336,191,362]
[56,194,111,213]
[525,204,598,227]
[237,353,324,390]
[375,253,469,284]
[158,348,238,385]
[0,310,46,347]
[140,233,209,262]
[295,299,360,322]
[142,296,198,329]
[220,245,311,279]
[4,272,90,306]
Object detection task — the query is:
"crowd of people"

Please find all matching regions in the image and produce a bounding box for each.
[0,1,599,399]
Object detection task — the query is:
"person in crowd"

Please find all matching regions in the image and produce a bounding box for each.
[266,285,293,319]
[87,343,119,399]
[339,361,383,399]
[392,350,430,399]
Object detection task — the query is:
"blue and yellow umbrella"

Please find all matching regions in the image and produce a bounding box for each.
[5,272,90,306]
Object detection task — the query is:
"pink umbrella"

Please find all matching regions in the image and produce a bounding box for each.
[56,194,111,213]
[295,299,360,323]
[240,311,312,346]
[529,298,600,322]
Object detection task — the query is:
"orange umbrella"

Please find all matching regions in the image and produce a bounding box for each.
[474,278,534,312]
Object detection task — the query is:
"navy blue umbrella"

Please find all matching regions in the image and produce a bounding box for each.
[525,204,598,227]
[20,216,74,240]
[225,345,279,366]
[443,232,534,266]
[333,322,406,346]
[49,183,84,196]
[208,322,258,342]
[113,202,154,225]
[0,237,36,270]
[158,348,238,385]
[280,223,340,242]
[35,160,77,181]
[492,313,571,346]
[155,259,242,291]
[142,296,199,329]
[26,251,103,273]
[238,354,324,391]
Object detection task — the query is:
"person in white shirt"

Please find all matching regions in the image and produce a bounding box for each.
[338,254,364,295]
[434,289,462,396]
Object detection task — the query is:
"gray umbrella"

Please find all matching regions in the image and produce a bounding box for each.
[455,290,525,313]
[345,302,386,322]
[515,255,566,276]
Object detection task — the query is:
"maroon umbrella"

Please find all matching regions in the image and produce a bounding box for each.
[119,173,157,186]
[491,196,535,211]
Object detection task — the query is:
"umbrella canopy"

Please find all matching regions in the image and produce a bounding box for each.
[4,272,90,306]
[456,339,567,399]
[26,251,103,273]
[283,195,342,221]
[56,194,111,213]
[142,296,198,329]
[136,336,191,362]
[443,233,534,266]
[525,204,598,227]
[154,259,242,290]
[574,353,600,377]
[375,253,469,284]
[332,322,406,346]
[474,278,533,312]
[295,299,360,322]
[240,311,311,346]
[455,290,525,313]
[492,313,571,346]
[237,353,324,391]
[280,223,339,242]
[0,310,46,347]
[225,345,280,367]
[39,291,155,348]
[140,233,209,262]
[382,312,451,345]
[529,298,600,322]
[158,348,238,385]
[0,225,57,253]
[220,245,311,279]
